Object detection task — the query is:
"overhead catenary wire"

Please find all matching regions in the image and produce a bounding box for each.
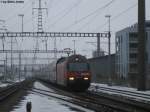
[56,0,115,48]
[77,0,117,31]
[47,0,71,31]
[6,0,32,31]
[77,2,137,56]
[47,0,63,19]
[48,0,82,29]
[5,0,31,22]
[61,0,115,31]
[0,0,139,60]
[93,3,137,32]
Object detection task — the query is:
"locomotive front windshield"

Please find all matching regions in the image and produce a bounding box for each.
[68,63,89,72]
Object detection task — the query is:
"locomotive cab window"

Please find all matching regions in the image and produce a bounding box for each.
[68,63,89,72]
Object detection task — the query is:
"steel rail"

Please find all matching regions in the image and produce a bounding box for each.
[0,83,20,101]
[36,81,127,112]
[0,80,32,101]
[39,80,150,111]
[31,87,120,112]
[91,86,150,100]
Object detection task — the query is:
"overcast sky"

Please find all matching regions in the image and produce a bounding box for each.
[0,0,150,61]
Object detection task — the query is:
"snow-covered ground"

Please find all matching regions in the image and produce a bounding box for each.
[11,82,94,112]
[33,81,55,92]
[13,79,25,83]
[90,83,150,94]
[0,82,9,88]
[11,93,93,112]
[0,78,25,88]
[89,83,150,103]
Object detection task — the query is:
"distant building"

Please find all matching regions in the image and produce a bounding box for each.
[89,54,116,83]
[115,20,150,88]
[92,50,105,58]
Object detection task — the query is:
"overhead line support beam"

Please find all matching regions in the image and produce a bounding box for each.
[0,50,74,54]
[0,32,108,38]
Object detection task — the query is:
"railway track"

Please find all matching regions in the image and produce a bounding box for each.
[0,80,33,102]
[31,87,121,112]
[39,80,150,112]
[91,85,150,101]
[0,83,19,101]
[87,86,150,112]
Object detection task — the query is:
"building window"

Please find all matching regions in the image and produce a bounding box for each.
[129,43,138,48]
[146,23,150,27]
[129,53,137,58]
[129,32,138,37]
[129,32,138,41]
[129,64,137,73]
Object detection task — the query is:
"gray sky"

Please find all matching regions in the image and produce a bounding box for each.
[0,0,150,60]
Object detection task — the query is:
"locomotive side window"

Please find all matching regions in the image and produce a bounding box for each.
[68,63,89,72]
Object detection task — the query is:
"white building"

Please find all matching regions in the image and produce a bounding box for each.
[115,21,150,88]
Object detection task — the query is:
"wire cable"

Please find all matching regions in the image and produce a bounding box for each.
[78,0,117,31]
[6,0,32,31]
[62,0,115,31]
[48,0,82,28]
[93,3,137,32]
[5,0,31,22]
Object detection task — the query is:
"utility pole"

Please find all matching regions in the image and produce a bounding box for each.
[24,66,27,79]
[97,33,100,57]
[18,14,23,81]
[138,0,146,91]
[73,40,76,54]
[11,36,13,80]
[18,14,24,32]
[5,53,7,81]
[0,19,6,31]
[44,37,48,51]
[0,20,6,50]
[4,60,6,81]
[19,53,21,81]
[2,36,5,50]
[105,15,111,85]
[54,37,57,59]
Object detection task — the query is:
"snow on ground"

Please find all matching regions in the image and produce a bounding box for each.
[89,83,150,103]
[90,83,150,94]
[0,82,9,88]
[0,78,25,88]
[33,81,55,92]
[11,82,94,112]
[11,93,79,112]
[13,78,25,83]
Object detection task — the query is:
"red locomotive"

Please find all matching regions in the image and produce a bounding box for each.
[56,54,91,91]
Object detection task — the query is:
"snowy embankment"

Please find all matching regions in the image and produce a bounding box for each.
[0,82,9,88]
[11,81,94,112]
[89,83,150,103]
[0,78,25,88]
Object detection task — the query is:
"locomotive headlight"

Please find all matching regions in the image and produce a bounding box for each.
[69,77,75,80]
[84,77,89,80]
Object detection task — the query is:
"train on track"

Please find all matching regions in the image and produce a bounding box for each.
[39,54,91,91]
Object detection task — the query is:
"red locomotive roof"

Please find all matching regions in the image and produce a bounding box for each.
[56,54,87,64]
